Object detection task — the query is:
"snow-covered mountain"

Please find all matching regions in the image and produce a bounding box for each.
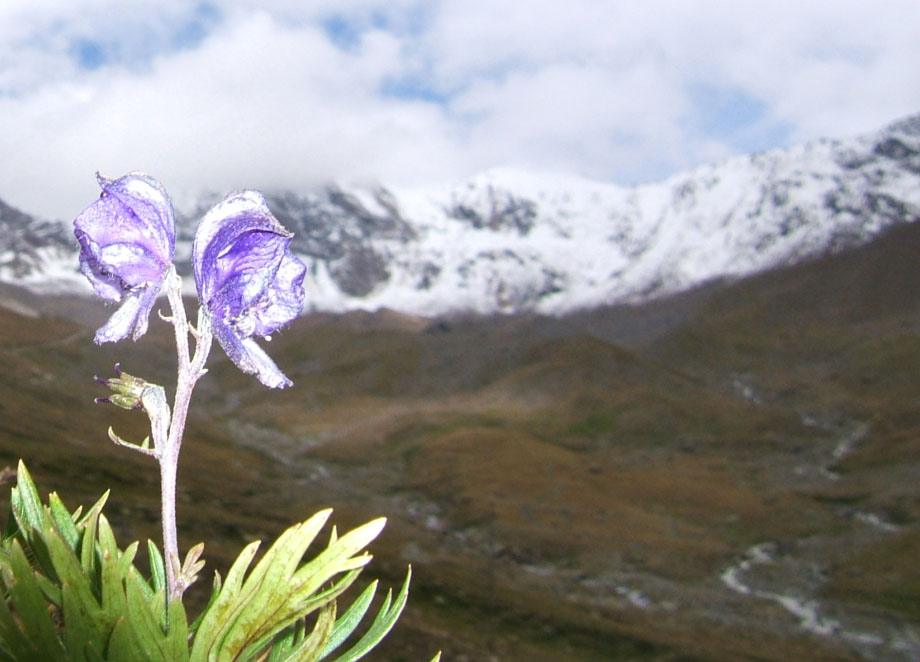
[4,113,920,315]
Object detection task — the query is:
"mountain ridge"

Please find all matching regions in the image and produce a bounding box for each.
[2,111,920,314]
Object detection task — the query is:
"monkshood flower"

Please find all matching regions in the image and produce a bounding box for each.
[73,172,176,343]
[193,190,306,389]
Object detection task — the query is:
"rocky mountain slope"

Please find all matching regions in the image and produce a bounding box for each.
[2,113,920,315]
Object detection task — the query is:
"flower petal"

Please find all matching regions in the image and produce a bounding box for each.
[210,314,293,389]
[92,282,161,343]
[73,172,176,343]
[193,190,291,307]
[249,251,307,337]
[193,190,305,388]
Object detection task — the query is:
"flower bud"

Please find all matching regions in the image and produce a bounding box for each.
[94,363,149,410]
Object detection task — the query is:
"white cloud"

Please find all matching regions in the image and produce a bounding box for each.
[0,1,919,219]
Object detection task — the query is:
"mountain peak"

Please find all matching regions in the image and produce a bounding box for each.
[3,112,920,315]
[882,111,920,137]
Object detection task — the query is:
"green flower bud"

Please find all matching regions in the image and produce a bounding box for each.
[94,363,150,410]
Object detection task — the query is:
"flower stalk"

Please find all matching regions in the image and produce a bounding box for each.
[158,266,212,600]
[95,266,213,601]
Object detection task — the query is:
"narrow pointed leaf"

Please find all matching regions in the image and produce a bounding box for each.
[205,511,333,659]
[320,581,378,658]
[80,501,103,580]
[124,573,170,660]
[166,598,191,662]
[241,568,361,658]
[321,567,411,662]
[75,490,110,530]
[147,539,166,595]
[117,541,140,580]
[11,461,45,535]
[188,540,261,661]
[277,602,337,662]
[48,492,80,550]
[61,580,106,661]
[188,571,222,637]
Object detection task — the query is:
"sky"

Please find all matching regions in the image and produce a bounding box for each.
[1,1,919,219]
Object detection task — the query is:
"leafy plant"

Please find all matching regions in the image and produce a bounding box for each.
[0,462,436,662]
[0,172,438,661]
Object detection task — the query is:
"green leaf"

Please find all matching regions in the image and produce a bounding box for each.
[242,568,361,659]
[100,543,128,626]
[4,540,65,659]
[33,569,63,607]
[48,492,80,551]
[320,567,411,662]
[268,602,337,662]
[214,512,334,655]
[165,598,190,662]
[188,509,389,662]
[106,618,152,662]
[265,622,300,662]
[290,519,385,591]
[10,461,45,535]
[188,539,262,661]
[45,526,108,662]
[320,581,378,658]
[95,515,118,559]
[74,491,111,531]
[61,578,106,661]
[188,571,222,637]
[1,471,411,662]
[123,573,170,661]
[147,540,166,596]
[117,541,140,581]
[0,588,39,660]
[6,463,57,582]
[79,497,105,587]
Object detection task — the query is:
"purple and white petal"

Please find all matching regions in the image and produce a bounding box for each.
[193,190,306,388]
[73,172,175,343]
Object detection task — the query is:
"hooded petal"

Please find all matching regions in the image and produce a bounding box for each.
[193,191,289,303]
[193,190,306,388]
[210,315,293,389]
[73,172,176,343]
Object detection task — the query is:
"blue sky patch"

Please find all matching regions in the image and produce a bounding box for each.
[68,2,221,71]
[380,75,448,104]
[322,14,363,50]
[71,38,107,70]
[172,2,221,50]
[689,83,792,153]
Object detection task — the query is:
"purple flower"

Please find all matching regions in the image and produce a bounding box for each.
[74,172,176,344]
[193,190,306,388]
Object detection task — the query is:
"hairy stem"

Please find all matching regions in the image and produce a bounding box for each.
[160,268,213,601]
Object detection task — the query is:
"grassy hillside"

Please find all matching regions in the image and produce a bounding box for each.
[1,222,919,660]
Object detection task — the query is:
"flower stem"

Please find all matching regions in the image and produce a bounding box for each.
[160,267,213,601]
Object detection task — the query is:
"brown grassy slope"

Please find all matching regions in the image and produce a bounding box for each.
[2,222,920,659]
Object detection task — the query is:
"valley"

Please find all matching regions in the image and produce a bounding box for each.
[1,220,919,660]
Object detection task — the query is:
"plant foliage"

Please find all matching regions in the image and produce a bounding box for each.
[0,461,435,662]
